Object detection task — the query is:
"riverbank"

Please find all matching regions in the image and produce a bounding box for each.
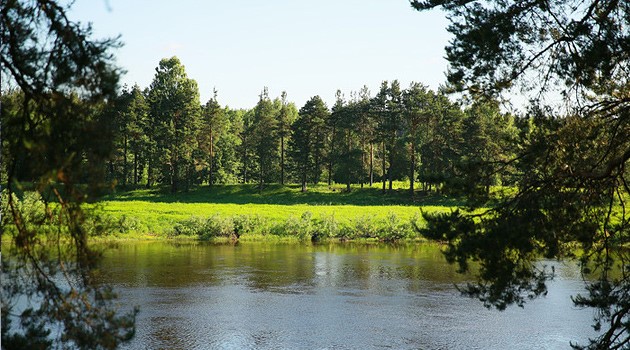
[1,183,472,243]
[95,183,464,242]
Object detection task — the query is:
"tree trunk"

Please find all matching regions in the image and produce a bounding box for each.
[314,148,319,185]
[327,158,332,186]
[369,143,373,186]
[382,142,386,194]
[360,138,365,188]
[410,139,415,197]
[171,158,178,193]
[185,163,191,192]
[172,115,180,193]
[133,148,138,185]
[388,145,393,192]
[108,160,114,182]
[328,127,334,186]
[280,135,285,185]
[360,137,366,188]
[301,172,307,192]
[170,171,177,193]
[209,132,214,186]
[346,131,352,192]
[123,134,128,187]
[146,157,152,188]
[258,159,264,192]
[243,145,248,183]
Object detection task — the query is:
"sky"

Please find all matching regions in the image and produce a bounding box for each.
[69,0,452,109]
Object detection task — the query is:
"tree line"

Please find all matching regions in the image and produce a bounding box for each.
[12,55,523,195]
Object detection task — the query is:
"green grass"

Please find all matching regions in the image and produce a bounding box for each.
[103,182,463,206]
[97,183,464,239]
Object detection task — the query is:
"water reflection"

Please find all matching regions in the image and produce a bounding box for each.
[101,242,599,349]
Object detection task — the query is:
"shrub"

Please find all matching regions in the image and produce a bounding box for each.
[337,223,356,241]
[1,191,48,227]
[171,216,206,237]
[199,215,235,240]
[273,211,314,240]
[378,212,412,242]
[116,214,146,234]
[233,214,268,237]
[352,215,379,239]
[312,214,340,241]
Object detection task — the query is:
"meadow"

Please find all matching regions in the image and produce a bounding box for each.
[97,182,464,241]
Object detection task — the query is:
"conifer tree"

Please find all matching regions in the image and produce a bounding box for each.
[200,90,227,186]
[251,87,279,191]
[147,57,201,193]
[289,96,329,192]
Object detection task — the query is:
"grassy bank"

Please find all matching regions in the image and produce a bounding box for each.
[96,183,463,241]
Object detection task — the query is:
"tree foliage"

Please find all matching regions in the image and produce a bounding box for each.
[289,95,329,192]
[251,87,279,190]
[109,84,149,187]
[147,57,201,193]
[1,0,136,348]
[199,90,227,185]
[411,0,630,348]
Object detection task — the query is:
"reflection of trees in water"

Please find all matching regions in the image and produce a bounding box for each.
[102,242,472,294]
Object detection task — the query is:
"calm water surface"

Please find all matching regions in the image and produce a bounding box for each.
[100,242,598,349]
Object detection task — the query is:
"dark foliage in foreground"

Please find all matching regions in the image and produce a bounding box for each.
[1,1,136,348]
[412,0,630,348]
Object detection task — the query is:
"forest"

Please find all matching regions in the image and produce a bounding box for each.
[2,56,522,198]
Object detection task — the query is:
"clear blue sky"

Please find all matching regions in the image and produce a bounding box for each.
[70,0,451,109]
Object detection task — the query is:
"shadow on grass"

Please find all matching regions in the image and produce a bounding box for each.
[102,184,466,207]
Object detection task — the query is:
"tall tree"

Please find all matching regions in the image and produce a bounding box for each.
[238,108,256,183]
[402,82,431,196]
[458,99,519,197]
[385,80,404,191]
[110,84,149,187]
[213,107,244,184]
[251,87,279,191]
[326,90,344,185]
[372,81,390,193]
[412,1,630,347]
[289,96,329,192]
[199,90,226,186]
[147,57,201,193]
[355,86,374,188]
[1,1,136,348]
[373,80,405,192]
[126,85,150,186]
[417,90,465,193]
[276,91,298,185]
[332,93,364,191]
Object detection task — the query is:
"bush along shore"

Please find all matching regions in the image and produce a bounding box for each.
[169,211,423,243]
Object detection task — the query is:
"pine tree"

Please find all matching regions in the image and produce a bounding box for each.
[289,96,329,192]
[276,91,298,185]
[199,90,227,186]
[147,57,201,193]
[251,87,279,191]
[402,82,431,196]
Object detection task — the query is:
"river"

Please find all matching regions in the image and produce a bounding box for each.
[99,241,598,349]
